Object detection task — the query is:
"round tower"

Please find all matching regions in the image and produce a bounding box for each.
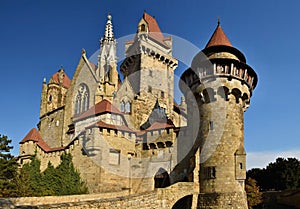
[180,21,258,208]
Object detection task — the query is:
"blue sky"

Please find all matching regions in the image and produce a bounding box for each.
[1,0,300,169]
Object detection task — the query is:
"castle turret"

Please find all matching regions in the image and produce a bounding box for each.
[97,14,118,102]
[38,68,71,147]
[180,20,258,209]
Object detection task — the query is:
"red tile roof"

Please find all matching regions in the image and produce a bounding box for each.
[51,70,71,88]
[74,99,123,121]
[20,128,65,152]
[146,121,175,131]
[20,128,41,143]
[205,24,232,48]
[88,121,135,133]
[143,12,169,48]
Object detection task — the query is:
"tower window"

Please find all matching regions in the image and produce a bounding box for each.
[48,95,52,102]
[140,24,146,32]
[204,166,216,179]
[149,70,153,77]
[161,91,164,98]
[209,121,214,131]
[239,163,243,169]
[148,86,152,93]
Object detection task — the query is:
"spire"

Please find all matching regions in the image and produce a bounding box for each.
[205,19,232,48]
[101,13,115,44]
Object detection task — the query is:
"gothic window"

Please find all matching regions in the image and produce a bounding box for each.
[161,91,164,98]
[125,102,131,113]
[120,101,125,112]
[148,86,152,93]
[74,84,89,115]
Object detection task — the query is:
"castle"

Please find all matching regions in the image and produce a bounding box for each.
[18,12,258,208]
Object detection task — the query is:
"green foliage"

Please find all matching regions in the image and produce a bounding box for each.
[0,134,18,197]
[53,153,88,195]
[246,177,263,208]
[247,157,300,191]
[18,152,88,197]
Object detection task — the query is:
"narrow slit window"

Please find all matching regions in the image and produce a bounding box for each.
[209,121,214,131]
[239,163,243,169]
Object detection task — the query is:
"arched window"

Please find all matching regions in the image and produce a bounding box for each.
[140,24,146,32]
[125,102,131,113]
[48,95,52,102]
[75,84,89,115]
[120,101,125,112]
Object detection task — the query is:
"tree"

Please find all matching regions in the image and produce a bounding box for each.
[0,134,18,197]
[248,157,300,191]
[54,153,88,195]
[18,152,88,196]
[245,177,263,208]
[18,155,44,196]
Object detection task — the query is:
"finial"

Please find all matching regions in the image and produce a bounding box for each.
[218,16,220,26]
[43,77,46,83]
[82,48,86,55]
[107,13,112,20]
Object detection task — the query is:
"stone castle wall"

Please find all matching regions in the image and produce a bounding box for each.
[1,182,194,209]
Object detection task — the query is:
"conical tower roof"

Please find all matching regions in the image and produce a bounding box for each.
[205,21,232,48]
[201,19,246,63]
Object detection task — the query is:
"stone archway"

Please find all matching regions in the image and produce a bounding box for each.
[171,195,193,209]
[154,168,170,188]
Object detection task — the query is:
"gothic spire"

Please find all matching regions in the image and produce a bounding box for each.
[101,13,115,44]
